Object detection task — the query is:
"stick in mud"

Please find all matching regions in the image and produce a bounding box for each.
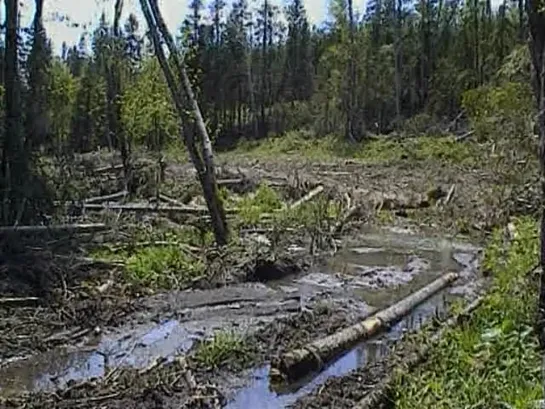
[269,272,459,383]
[353,295,484,409]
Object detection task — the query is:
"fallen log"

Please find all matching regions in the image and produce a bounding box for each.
[353,295,484,409]
[217,178,245,186]
[95,163,123,174]
[158,193,185,206]
[289,186,325,210]
[0,223,108,235]
[73,202,238,215]
[84,190,128,204]
[269,272,459,382]
[0,297,40,307]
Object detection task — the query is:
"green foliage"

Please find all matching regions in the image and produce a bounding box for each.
[277,195,341,230]
[235,184,284,225]
[193,330,250,369]
[91,225,212,288]
[497,45,531,84]
[231,131,480,165]
[125,245,205,288]
[393,217,542,408]
[48,59,79,146]
[121,59,178,151]
[462,82,534,142]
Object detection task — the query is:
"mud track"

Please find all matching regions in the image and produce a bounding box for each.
[0,150,523,409]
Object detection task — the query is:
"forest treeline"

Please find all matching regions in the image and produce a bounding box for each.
[7,0,533,153]
[0,0,534,223]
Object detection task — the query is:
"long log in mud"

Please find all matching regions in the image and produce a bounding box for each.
[353,295,484,409]
[269,272,459,382]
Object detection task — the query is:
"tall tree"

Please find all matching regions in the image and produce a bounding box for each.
[26,0,51,150]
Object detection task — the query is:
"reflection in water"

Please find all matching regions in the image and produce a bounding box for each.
[225,292,448,409]
[0,318,197,396]
[0,349,105,396]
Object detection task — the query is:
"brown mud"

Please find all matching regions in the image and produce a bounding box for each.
[0,145,530,408]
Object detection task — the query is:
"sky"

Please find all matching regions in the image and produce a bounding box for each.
[19,0,331,53]
[20,0,504,54]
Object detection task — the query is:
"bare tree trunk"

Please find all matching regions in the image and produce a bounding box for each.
[108,0,134,193]
[2,0,26,224]
[346,0,357,142]
[259,0,269,139]
[519,0,524,42]
[247,19,259,139]
[394,0,402,122]
[527,0,545,354]
[140,0,228,246]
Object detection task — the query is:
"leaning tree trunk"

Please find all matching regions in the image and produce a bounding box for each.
[527,0,545,352]
[139,0,228,246]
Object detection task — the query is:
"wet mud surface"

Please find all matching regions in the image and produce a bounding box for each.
[0,154,495,408]
[1,224,482,409]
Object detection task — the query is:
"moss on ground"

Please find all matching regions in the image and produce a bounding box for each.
[392,217,542,408]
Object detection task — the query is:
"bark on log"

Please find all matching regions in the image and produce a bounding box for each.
[289,186,325,210]
[95,164,124,174]
[269,272,459,382]
[79,203,237,215]
[353,295,484,409]
[0,296,40,307]
[158,193,185,206]
[84,190,128,204]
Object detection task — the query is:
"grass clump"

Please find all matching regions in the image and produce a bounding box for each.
[392,216,542,408]
[193,330,251,369]
[235,184,284,226]
[90,225,210,289]
[125,245,205,288]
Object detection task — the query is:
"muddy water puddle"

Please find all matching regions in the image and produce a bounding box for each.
[0,227,480,399]
[0,294,298,396]
[224,291,450,409]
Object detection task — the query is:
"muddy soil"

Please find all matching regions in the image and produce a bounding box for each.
[0,149,512,409]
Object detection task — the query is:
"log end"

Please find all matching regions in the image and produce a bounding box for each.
[269,347,323,383]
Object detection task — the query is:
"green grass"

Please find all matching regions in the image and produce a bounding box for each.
[90,225,210,289]
[193,330,251,369]
[225,130,480,165]
[392,217,542,408]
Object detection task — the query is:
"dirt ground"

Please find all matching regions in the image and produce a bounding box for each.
[0,143,535,409]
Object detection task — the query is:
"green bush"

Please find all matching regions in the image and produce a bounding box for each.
[462,82,534,143]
